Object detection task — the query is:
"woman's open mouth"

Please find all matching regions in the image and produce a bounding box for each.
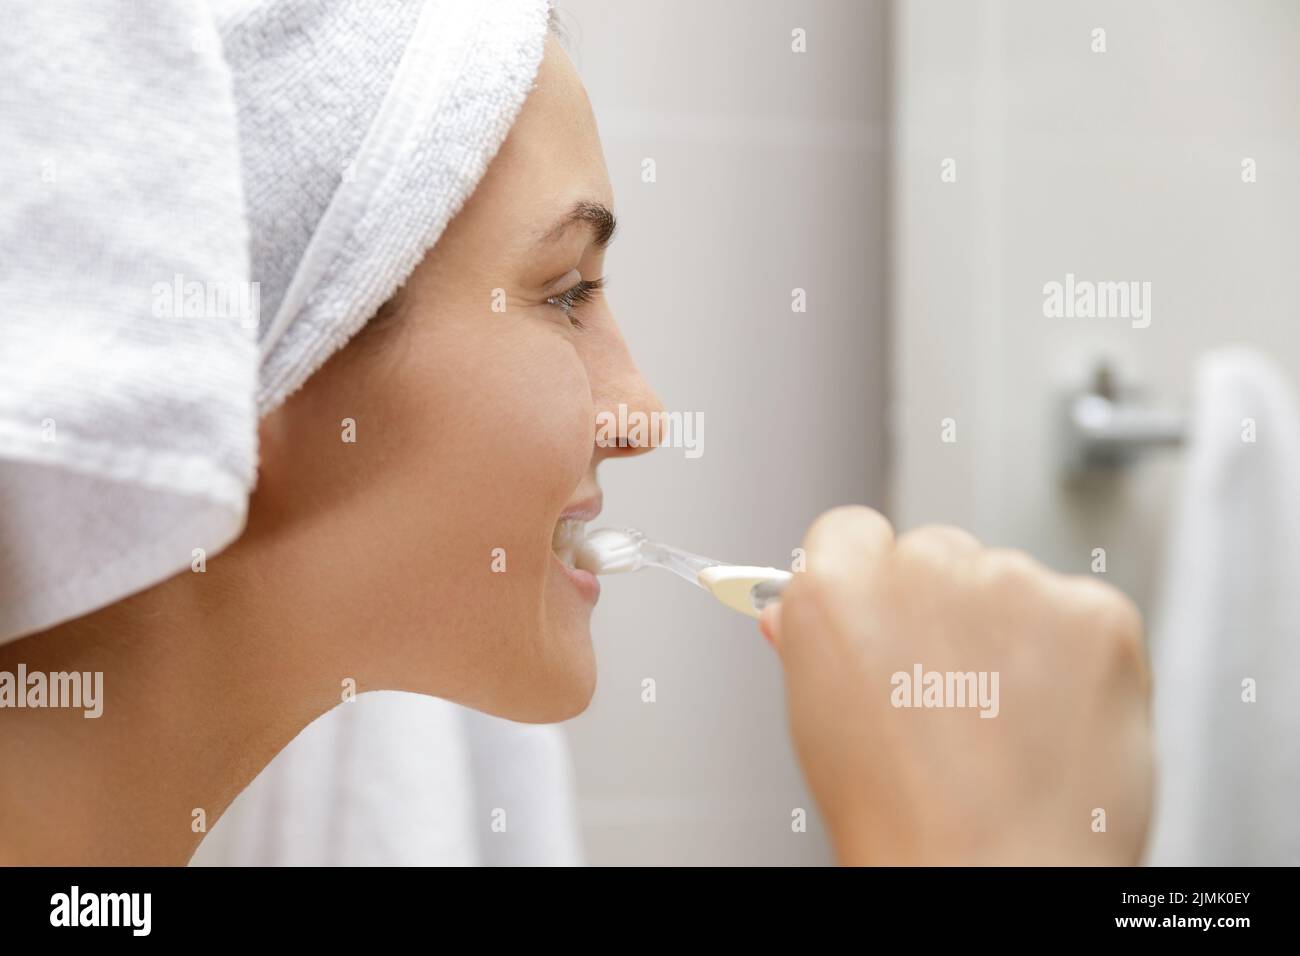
[551,517,588,570]
[552,500,601,602]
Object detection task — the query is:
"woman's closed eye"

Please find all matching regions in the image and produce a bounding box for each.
[546,275,605,328]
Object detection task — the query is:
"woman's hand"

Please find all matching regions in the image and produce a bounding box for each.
[761,506,1154,865]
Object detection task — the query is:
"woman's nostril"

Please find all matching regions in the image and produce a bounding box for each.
[592,398,666,453]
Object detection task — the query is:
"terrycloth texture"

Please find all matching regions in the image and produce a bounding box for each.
[220,0,552,415]
[189,693,585,866]
[0,0,550,644]
[0,1,255,644]
[1146,348,1300,865]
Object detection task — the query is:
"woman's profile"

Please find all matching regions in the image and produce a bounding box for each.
[0,0,1153,867]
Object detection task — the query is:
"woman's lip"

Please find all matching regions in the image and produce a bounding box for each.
[553,552,601,603]
[559,494,603,522]
[554,491,602,603]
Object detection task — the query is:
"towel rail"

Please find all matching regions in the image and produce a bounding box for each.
[1060,363,1185,474]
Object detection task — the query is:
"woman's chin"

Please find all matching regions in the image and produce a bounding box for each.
[466,559,599,723]
[497,629,596,724]
[540,634,597,722]
[529,557,599,721]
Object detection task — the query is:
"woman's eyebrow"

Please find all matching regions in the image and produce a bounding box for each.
[534,199,618,250]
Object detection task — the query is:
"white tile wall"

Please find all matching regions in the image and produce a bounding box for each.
[892,0,1300,611]
[556,0,890,865]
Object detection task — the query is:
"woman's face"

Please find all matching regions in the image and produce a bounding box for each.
[252,34,662,722]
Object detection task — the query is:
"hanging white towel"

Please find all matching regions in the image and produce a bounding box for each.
[1146,347,1300,865]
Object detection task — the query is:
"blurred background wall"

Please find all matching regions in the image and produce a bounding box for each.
[891,0,1300,612]
[555,0,890,864]
[561,0,1300,865]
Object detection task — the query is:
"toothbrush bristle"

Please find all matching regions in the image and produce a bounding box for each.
[576,527,644,574]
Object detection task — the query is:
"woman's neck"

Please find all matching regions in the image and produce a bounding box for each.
[0,554,338,865]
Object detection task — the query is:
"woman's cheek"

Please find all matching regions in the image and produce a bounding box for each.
[470,324,592,501]
[519,339,593,497]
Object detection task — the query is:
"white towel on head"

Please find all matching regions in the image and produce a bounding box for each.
[0,0,551,644]
[217,0,551,415]
[0,0,256,645]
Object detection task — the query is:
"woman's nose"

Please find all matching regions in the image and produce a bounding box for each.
[590,329,666,459]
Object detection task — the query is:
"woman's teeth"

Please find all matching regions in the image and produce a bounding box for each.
[552,519,588,569]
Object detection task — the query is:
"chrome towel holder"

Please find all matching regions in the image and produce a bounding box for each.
[1060,362,1185,475]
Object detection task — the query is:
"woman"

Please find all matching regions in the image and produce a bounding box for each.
[0,1,1152,865]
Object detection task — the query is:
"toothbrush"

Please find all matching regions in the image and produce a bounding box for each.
[575,527,792,619]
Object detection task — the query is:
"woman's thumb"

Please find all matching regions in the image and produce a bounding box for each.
[758,602,783,652]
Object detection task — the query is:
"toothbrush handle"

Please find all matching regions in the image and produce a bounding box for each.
[750,576,789,613]
[698,565,793,618]
[643,541,723,589]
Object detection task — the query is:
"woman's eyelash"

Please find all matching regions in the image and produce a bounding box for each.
[545,275,605,328]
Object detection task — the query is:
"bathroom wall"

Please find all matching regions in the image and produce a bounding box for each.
[556,0,889,864]
[890,0,1300,611]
